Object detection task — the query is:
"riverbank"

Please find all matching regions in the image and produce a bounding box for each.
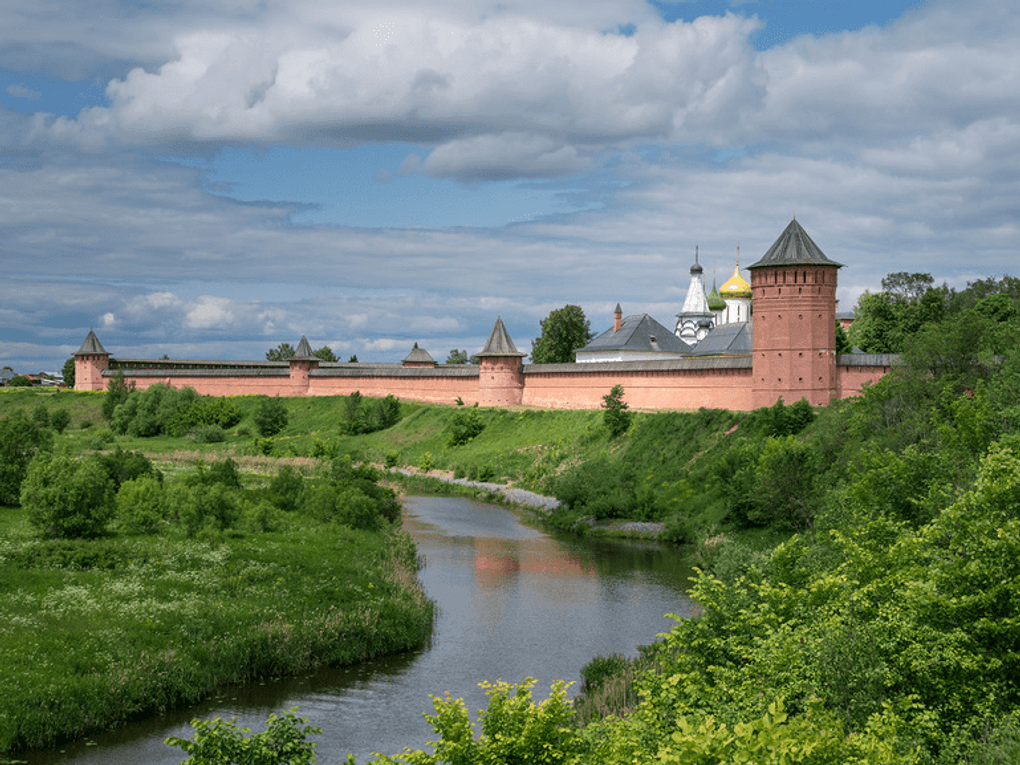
[0,499,433,757]
[387,468,667,540]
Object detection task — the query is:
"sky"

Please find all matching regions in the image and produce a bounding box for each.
[2,0,1018,373]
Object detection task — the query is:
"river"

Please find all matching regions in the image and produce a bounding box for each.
[23,495,696,764]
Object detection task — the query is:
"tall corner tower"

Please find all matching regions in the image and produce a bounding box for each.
[73,329,110,391]
[476,317,525,406]
[748,219,842,409]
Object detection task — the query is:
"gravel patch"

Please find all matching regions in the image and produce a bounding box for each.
[392,469,561,512]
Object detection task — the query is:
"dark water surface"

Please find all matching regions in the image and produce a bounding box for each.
[24,496,695,764]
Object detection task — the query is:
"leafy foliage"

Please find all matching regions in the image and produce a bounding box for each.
[265,343,296,361]
[373,679,580,765]
[602,384,632,438]
[340,392,401,435]
[62,358,75,388]
[254,395,289,437]
[446,406,484,447]
[445,349,469,364]
[22,453,115,539]
[0,413,53,505]
[102,370,135,422]
[166,708,321,765]
[531,304,594,364]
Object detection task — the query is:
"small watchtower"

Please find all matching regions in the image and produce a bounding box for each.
[476,317,525,406]
[748,219,842,408]
[289,336,319,395]
[74,329,110,391]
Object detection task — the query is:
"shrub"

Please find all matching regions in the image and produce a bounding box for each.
[174,483,240,537]
[602,384,632,438]
[190,423,226,443]
[0,413,53,505]
[660,513,695,545]
[32,403,50,428]
[49,408,72,434]
[82,427,115,451]
[385,451,399,469]
[102,370,134,422]
[269,465,306,513]
[21,453,115,539]
[183,458,243,489]
[240,498,284,533]
[418,452,435,472]
[254,396,288,437]
[116,475,167,535]
[165,708,320,765]
[96,447,162,490]
[446,406,485,447]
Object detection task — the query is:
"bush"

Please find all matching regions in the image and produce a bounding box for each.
[418,452,435,472]
[173,483,240,537]
[21,453,116,539]
[254,396,288,437]
[32,403,50,428]
[168,396,243,437]
[50,408,72,434]
[0,413,53,505]
[165,708,320,765]
[446,406,485,447]
[190,423,226,443]
[182,458,243,490]
[602,384,632,438]
[385,451,399,469]
[102,370,134,422]
[81,427,115,451]
[116,475,167,534]
[96,447,162,490]
[8,375,34,387]
[268,465,306,513]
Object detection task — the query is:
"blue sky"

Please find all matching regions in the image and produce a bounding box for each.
[2,0,1018,373]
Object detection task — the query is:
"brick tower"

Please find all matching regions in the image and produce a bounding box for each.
[477,317,525,406]
[748,219,842,408]
[288,335,319,395]
[73,329,110,391]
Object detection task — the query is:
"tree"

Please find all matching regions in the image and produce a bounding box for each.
[531,304,594,364]
[0,413,53,505]
[314,346,337,362]
[348,354,358,363]
[882,271,935,302]
[265,343,296,361]
[61,358,75,388]
[254,396,288,437]
[8,375,33,387]
[445,349,469,364]
[102,369,134,422]
[602,384,632,438]
[22,452,115,539]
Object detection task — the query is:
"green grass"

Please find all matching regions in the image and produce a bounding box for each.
[0,505,432,754]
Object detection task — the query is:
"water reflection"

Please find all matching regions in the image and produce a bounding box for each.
[24,495,695,764]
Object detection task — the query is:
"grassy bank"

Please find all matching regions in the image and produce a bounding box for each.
[0,505,431,754]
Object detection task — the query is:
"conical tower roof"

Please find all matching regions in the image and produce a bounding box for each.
[707,279,726,312]
[293,335,317,360]
[478,317,524,357]
[748,219,843,269]
[74,329,108,356]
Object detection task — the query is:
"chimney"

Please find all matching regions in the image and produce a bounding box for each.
[614,303,622,333]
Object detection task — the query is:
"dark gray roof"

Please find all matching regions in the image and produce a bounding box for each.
[687,321,753,356]
[749,219,843,270]
[577,314,691,355]
[75,329,108,355]
[478,317,524,357]
[293,336,317,360]
[403,345,436,363]
[526,356,752,374]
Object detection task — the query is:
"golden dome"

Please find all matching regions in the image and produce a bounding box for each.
[720,257,751,299]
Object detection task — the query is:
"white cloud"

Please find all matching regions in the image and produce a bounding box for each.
[6,84,41,100]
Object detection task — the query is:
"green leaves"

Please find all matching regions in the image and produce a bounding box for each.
[531,305,594,364]
[165,708,321,765]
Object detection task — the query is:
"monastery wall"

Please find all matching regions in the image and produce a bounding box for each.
[521,358,754,410]
[84,354,891,411]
